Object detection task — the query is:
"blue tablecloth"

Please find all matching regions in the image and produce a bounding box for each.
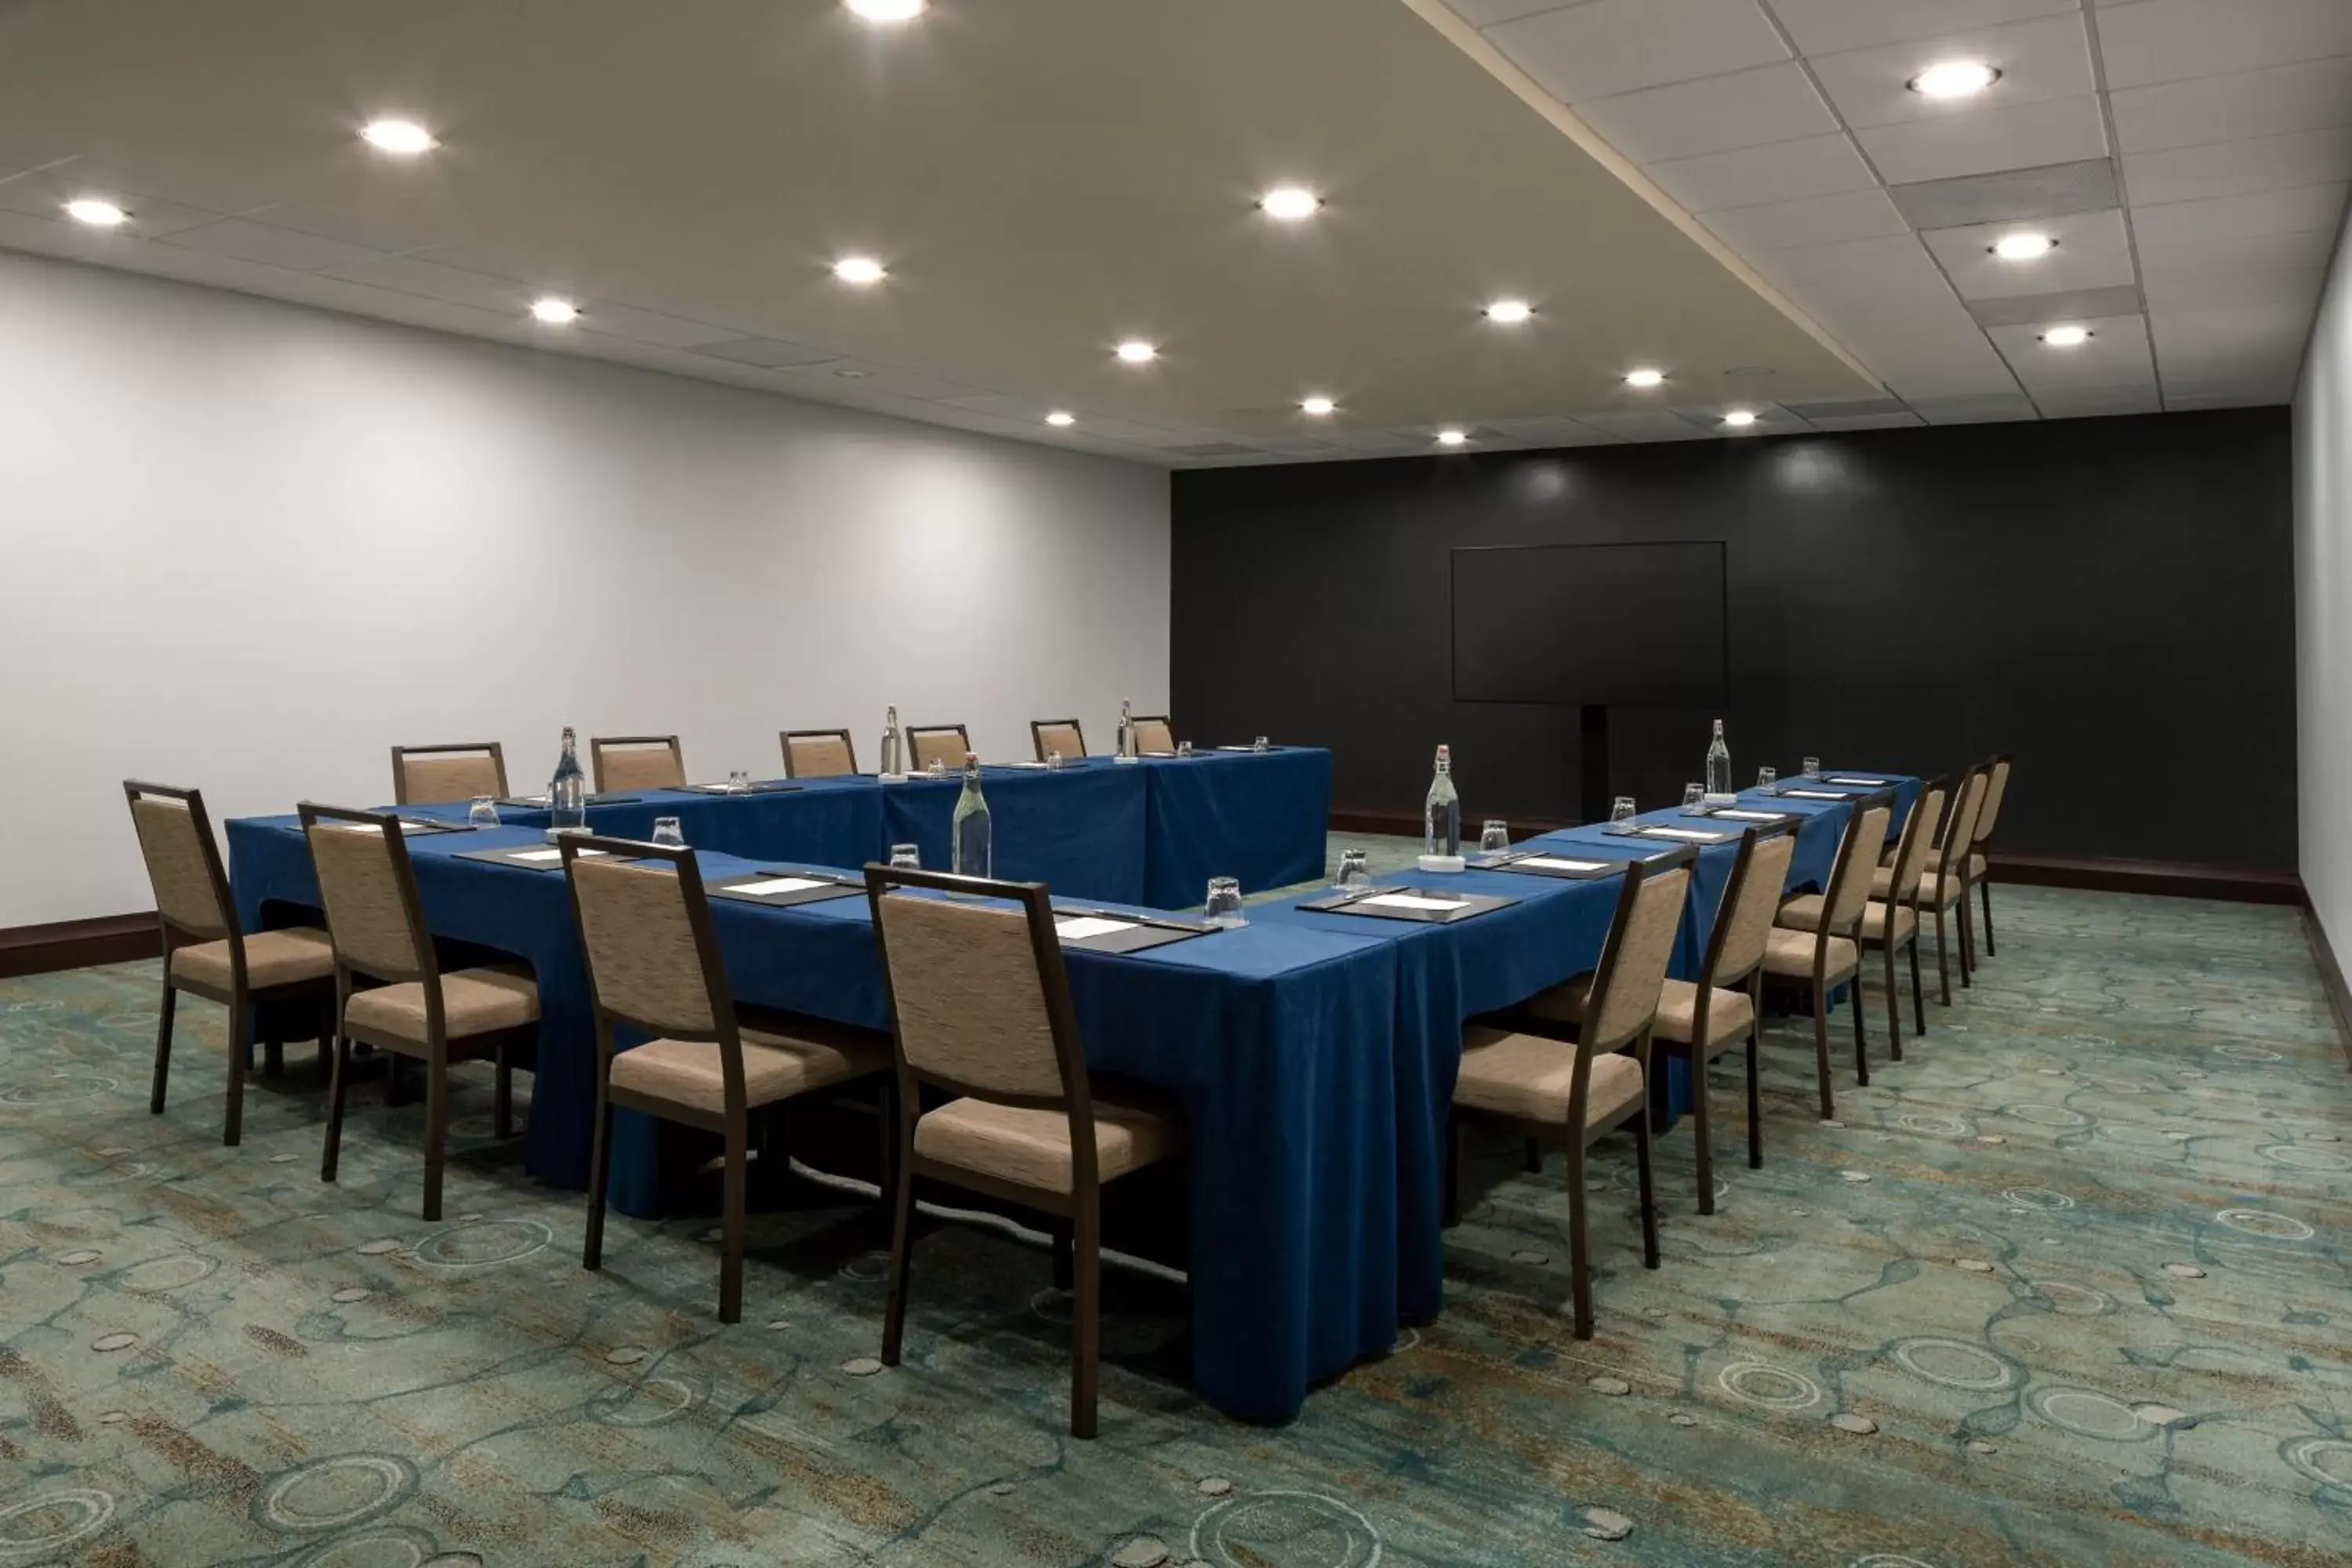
[881,763,1147,902]
[1141,747,1332,908]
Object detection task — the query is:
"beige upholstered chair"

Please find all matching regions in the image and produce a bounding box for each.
[302,804,538,1221]
[1788,778,1948,1047]
[590,735,686,793]
[781,729,858,779]
[564,837,892,1323]
[1448,848,1692,1338]
[1762,794,1893,1118]
[1131,716,1175,756]
[1522,829,1796,1211]
[390,743,508,805]
[865,866,1182,1437]
[1969,756,2013,957]
[1912,765,1991,1001]
[1031,719,1086,762]
[125,781,336,1145]
[906,725,971,772]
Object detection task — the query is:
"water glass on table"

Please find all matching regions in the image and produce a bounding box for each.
[1045,750,1064,771]
[927,757,947,777]
[651,816,686,849]
[1176,741,1194,759]
[889,842,921,871]
[1802,756,1821,778]
[1252,736,1270,753]
[1682,782,1705,810]
[1757,766,1778,789]
[1610,796,1639,822]
[1334,848,1369,893]
[1206,876,1247,927]
[728,771,750,795]
[1478,819,1511,862]
[468,796,500,829]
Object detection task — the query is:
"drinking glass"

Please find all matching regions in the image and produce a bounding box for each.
[927,756,947,777]
[651,816,685,849]
[728,770,750,795]
[1757,766,1778,789]
[1045,750,1064,771]
[1802,756,1821,777]
[1176,740,1194,759]
[1205,875,1247,927]
[1682,782,1705,809]
[468,795,500,829]
[888,842,920,870]
[1252,736,1270,753]
[1479,819,1511,856]
[1335,848,1370,892]
[1610,796,1638,822]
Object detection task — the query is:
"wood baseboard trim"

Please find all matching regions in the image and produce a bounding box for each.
[2299,902,2352,1072]
[0,913,161,979]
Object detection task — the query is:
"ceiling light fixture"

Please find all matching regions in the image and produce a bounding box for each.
[832,256,887,285]
[1908,60,1999,99]
[64,198,128,228]
[1046,411,1076,427]
[2041,324,2092,347]
[529,297,579,325]
[1624,368,1665,389]
[1259,185,1322,221]
[845,0,926,21]
[1722,409,1759,428]
[1484,299,1533,325]
[360,118,437,155]
[1991,231,2056,261]
[1301,395,1337,416]
[1116,339,1158,364]
[1436,429,1468,447]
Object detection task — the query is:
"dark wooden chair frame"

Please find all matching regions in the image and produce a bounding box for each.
[390,742,510,806]
[1865,775,1947,1045]
[1671,825,1787,1212]
[1029,718,1087,763]
[125,780,332,1145]
[1968,754,2013,959]
[1775,789,1896,1119]
[590,734,686,793]
[301,802,528,1221]
[904,724,972,772]
[1921,764,1993,1002]
[780,728,859,779]
[1444,845,1695,1339]
[863,863,1172,1438]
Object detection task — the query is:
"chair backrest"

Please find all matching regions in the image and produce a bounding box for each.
[782,729,858,779]
[562,835,731,1043]
[391,742,507,805]
[1132,716,1174,754]
[1582,849,1693,1052]
[1704,825,1797,988]
[1824,794,1896,930]
[1971,755,2013,846]
[299,804,434,982]
[1032,719,1086,762]
[1934,767,1991,877]
[123,781,232,942]
[591,735,686,793]
[907,726,971,772]
[1885,777,1948,902]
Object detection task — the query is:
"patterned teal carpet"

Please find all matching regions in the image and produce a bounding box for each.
[2,859,2348,1566]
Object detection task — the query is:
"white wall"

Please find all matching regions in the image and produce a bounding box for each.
[0,251,1170,927]
[2297,209,2352,950]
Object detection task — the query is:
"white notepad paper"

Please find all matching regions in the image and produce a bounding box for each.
[731,877,826,897]
[1782,789,1847,800]
[1056,916,1138,941]
[510,847,608,863]
[1827,777,1889,786]
[1641,826,1720,841]
[1519,856,1608,873]
[1364,893,1471,913]
[1712,809,1783,821]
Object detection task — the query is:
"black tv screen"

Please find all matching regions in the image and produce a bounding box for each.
[1451,542,1729,709]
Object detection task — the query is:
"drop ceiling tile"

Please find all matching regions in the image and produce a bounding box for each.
[1878,354,2031,398]
[1783,395,1915,417]
[317,252,528,311]
[1806,411,1931,429]
[1483,0,1789,103]
[2165,387,2290,408]
[1443,0,1571,25]
[1769,0,2079,54]
[2142,262,2329,320]
[1909,392,2042,421]
[1646,133,1878,212]
[1577,63,1838,164]
[2132,181,2348,245]
[1806,14,2096,130]
[1748,232,1955,314]
[939,393,1041,417]
[1700,187,1914,250]
[0,142,67,181]
[27,158,266,220]
[1855,96,2110,185]
[576,301,736,350]
[1966,282,2147,327]
[2122,127,2352,206]
[2095,0,2352,91]
[1326,429,1429,452]
[684,336,842,368]
[784,365,978,402]
[2034,384,2164,417]
[156,217,390,271]
[1574,409,1718,441]
[2109,56,2352,152]
[1887,158,2120,227]
[1987,313,2156,390]
[1487,416,1627,446]
[2138,219,2342,285]
[0,171,222,236]
[1921,207,2136,298]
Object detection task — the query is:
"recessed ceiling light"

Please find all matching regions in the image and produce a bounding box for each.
[1045,411,1076,427]
[1116,339,1158,364]
[1722,409,1759,428]
[833,256,887,285]
[63,198,128,228]
[845,0,925,21]
[1301,395,1337,416]
[1624,368,1665,389]
[2041,324,2092,347]
[1909,60,1999,99]
[1484,299,1533,325]
[1991,231,2056,261]
[1259,186,1322,221]
[360,118,437,155]
[529,297,579,325]
[1436,429,1468,447]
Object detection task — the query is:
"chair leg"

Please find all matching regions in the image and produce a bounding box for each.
[224,984,250,1147]
[263,1031,285,1080]
[1882,941,1902,1063]
[421,1052,448,1222]
[718,1120,748,1325]
[1051,1219,1074,1292]
[1632,1112,1661,1269]
[1958,884,1978,984]
[1811,985,1835,1120]
[1934,906,1952,1005]
[880,1133,918,1367]
[321,1033,353,1183]
[1070,1190,1102,1439]
[149,982,177,1115]
[1565,1133,1593,1339]
[583,1077,613,1271]
[1524,1138,1543,1174]
[1852,967,1871,1087]
[494,1036,514,1141]
[1980,877,1997,958]
[1744,1026,1764,1170]
[1909,935,1926,1036]
[1689,1048,1715,1215]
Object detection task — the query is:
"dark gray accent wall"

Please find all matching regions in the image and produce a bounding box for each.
[1172,408,2296,872]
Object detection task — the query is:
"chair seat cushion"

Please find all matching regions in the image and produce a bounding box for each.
[1777,893,1831,931]
[1760,927,1860,983]
[1782,895,1916,946]
[1454,1026,1646,1127]
[1916,869,1965,907]
[1655,978,1753,1053]
[611,1025,889,1116]
[1523,975,1592,1027]
[1969,851,1987,880]
[1869,866,1905,901]
[343,965,540,1045]
[913,1094,1179,1194]
[170,927,333,993]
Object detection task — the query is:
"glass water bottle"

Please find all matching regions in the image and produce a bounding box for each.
[1425,744,1461,858]
[878,705,902,778]
[950,753,993,877]
[1118,696,1137,760]
[550,726,588,833]
[1704,719,1732,797]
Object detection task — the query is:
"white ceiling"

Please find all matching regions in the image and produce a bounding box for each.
[1432,0,2352,424]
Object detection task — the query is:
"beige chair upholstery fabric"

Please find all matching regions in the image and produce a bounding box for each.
[913,1095,1178,1193]
[1974,760,2011,844]
[1133,718,1175,754]
[610,1025,889,1116]
[875,895,1062,1098]
[171,927,333,993]
[1968,851,1987,880]
[399,753,501,804]
[1711,833,1798,985]
[131,797,228,939]
[595,741,686,793]
[1887,784,1948,902]
[572,858,715,1037]
[1586,867,1690,1047]
[343,965,540,1044]
[1915,869,1969,908]
[1827,806,1894,927]
[1525,977,1750,1054]
[1034,722,1085,761]
[307,822,426,978]
[909,728,970,771]
[786,735,856,779]
[1454,1026,1646,1127]
[1761,927,1859,983]
[1779,895,1917,945]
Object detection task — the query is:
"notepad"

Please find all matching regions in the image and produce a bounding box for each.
[729,877,827,897]
[510,847,608,863]
[1056,916,1138,941]
[1639,826,1720,841]
[1519,855,1609,873]
[1712,808,1785,821]
[1827,776,1889,786]
[1780,789,1849,800]
[1364,893,1471,913]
